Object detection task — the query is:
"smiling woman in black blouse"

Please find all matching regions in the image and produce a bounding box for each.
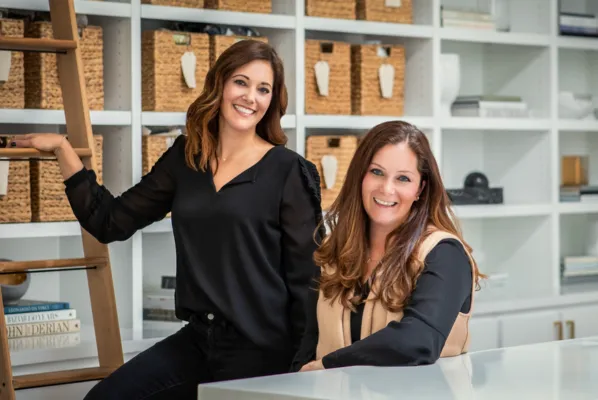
[13,40,323,399]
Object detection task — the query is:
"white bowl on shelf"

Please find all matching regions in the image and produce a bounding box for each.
[559,92,595,119]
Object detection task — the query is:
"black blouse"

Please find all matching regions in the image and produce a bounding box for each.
[63,135,324,353]
[290,238,473,371]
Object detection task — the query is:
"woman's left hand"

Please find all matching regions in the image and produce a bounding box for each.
[299,359,325,372]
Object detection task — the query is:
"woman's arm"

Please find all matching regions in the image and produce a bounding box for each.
[14,133,183,244]
[289,267,321,372]
[280,158,325,356]
[321,238,473,369]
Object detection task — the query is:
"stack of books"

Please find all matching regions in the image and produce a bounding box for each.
[451,95,529,118]
[4,300,81,352]
[561,256,598,284]
[143,276,186,336]
[441,6,496,30]
[560,185,598,203]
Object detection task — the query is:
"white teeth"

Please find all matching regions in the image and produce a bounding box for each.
[233,104,255,115]
[374,198,397,207]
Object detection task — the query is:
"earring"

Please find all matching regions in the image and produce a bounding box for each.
[416,196,419,201]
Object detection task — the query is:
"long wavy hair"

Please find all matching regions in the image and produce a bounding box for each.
[316,121,484,312]
[184,39,288,171]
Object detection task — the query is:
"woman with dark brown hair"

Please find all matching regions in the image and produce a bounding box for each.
[290,120,484,372]
[13,40,323,399]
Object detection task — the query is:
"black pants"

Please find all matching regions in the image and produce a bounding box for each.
[83,312,294,400]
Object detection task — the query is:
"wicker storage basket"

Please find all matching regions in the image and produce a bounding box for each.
[141,0,204,6]
[204,0,271,13]
[142,134,180,175]
[0,161,32,223]
[305,135,359,210]
[357,0,412,23]
[210,35,268,66]
[30,135,103,222]
[0,19,25,109]
[306,0,356,19]
[351,44,405,116]
[142,30,210,112]
[305,40,351,115]
[24,22,104,110]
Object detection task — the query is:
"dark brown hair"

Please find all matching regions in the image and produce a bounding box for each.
[184,39,288,171]
[316,120,483,312]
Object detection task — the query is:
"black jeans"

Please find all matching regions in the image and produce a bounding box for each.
[83,312,295,400]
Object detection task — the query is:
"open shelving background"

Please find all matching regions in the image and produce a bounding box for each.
[2,0,598,371]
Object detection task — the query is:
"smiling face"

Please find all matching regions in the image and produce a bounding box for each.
[219,59,274,135]
[361,141,424,234]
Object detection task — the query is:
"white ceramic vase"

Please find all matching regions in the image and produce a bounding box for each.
[440,54,461,118]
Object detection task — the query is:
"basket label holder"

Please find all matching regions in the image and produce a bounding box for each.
[181,51,197,88]
[315,61,330,96]
[0,50,11,82]
[379,64,394,99]
[385,0,402,7]
[0,160,9,197]
[321,155,338,190]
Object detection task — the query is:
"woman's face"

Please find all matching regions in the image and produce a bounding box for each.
[219,60,274,135]
[361,142,423,233]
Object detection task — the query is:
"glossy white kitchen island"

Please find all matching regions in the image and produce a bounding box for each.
[197,337,598,399]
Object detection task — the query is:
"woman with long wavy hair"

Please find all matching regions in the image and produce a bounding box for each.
[291,120,484,372]
[13,40,324,399]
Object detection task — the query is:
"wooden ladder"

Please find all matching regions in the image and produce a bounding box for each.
[0,0,123,398]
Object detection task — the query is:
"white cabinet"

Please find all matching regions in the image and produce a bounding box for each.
[468,316,500,351]
[559,304,598,340]
[500,310,562,347]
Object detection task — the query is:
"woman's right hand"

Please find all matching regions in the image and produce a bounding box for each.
[11,133,69,154]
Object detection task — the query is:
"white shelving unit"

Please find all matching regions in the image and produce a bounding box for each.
[2,0,598,372]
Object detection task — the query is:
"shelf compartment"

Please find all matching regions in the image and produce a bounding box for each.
[559,213,598,296]
[442,129,551,206]
[558,47,598,122]
[440,40,551,120]
[140,5,295,29]
[304,17,434,38]
[0,0,132,18]
[460,215,553,304]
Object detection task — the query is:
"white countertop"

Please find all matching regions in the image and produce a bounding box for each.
[197,337,598,399]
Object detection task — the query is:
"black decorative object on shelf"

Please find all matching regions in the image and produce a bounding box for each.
[446,172,503,205]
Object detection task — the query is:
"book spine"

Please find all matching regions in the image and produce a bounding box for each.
[5,309,76,325]
[4,302,70,315]
[6,319,80,339]
[8,332,81,352]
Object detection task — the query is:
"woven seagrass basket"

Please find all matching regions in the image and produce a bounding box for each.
[24,22,104,110]
[210,35,268,66]
[305,135,359,210]
[205,0,271,13]
[357,0,412,24]
[351,44,405,116]
[0,160,32,223]
[30,135,103,222]
[142,30,210,112]
[0,19,25,109]
[141,0,204,6]
[306,0,356,19]
[305,40,351,115]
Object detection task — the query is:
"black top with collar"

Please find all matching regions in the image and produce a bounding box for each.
[63,135,324,353]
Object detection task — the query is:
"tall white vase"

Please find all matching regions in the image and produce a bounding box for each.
[440,54,461,118]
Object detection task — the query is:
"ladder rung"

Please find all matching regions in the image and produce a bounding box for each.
[0,257,108,273]
[0,37,77,53]
[13,367,116,389]
[0,148,92,159]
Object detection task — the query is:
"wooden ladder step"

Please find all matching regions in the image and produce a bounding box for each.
[13,367,116,389]
[0,257,108,273]
[0,37,77,53]
[0,148,92,159]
